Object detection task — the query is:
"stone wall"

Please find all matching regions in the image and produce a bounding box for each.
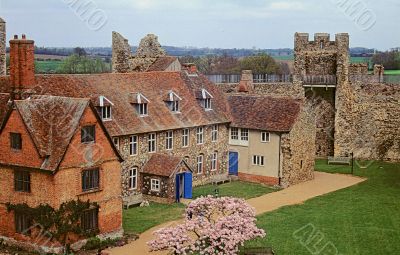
[280,101,315,187]
[0,18,5,76]
[216,82,303,98]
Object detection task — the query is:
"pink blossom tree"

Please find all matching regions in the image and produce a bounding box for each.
[148,196,265,255]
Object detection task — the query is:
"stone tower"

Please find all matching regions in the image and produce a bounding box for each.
[112,31,132,73]
[0,17,6,76]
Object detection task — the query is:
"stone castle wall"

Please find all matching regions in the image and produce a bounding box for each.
[0,19,6,76]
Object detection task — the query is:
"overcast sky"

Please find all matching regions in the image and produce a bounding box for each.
[0,0,399,50]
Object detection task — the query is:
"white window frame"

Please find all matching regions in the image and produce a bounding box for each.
[241,129,249,141]
[252,155,265,166]
[211,125,218,142]
[128,168,137,190]
[138,103,148,116]
[171,100,180,113]
[197,155,203,174]
[261,132,270,143]
[101,105,112,121]
[196,127,204,145]
[113,137,119,150]
[182,129,189,147]
[230,127,239,140]
[166,131,174,150]
[129,135,138,156]
[211,152,218,171]
[150,179,160,191]
[148,133,156,153]
[204,98,212,110]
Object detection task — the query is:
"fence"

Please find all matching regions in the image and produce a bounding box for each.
[301,75,337,85]
[206,74,241,83]
[205,74,292,83]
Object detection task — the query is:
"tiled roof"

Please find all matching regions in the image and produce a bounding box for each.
[0,93,11,126]
[227,94,301,132]
[146,56,179,72]
[1,71,230,136]
[142,153,183,177]
[14,96,90,171]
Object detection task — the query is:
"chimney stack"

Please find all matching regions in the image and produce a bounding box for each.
[0,18,6,76]
[9,34,36,91]
[238,70,254,93]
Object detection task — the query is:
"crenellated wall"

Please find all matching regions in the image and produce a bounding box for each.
[0,18,6,76]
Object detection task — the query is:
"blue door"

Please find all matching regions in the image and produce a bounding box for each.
[183,172,192,199]
[229,151,239,175]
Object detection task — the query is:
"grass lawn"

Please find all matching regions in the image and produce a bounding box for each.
[192,181,278,199]
[245,160,400,254]
[35,60,63,73]
[384,70,400,75]
[123,202,185,234]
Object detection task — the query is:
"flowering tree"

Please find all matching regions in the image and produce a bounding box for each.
[148,196,265,255]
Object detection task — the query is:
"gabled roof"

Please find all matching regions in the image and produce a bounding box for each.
[142,153,192,177]
[96,95,114,107]
[227,94,301,132]
[0,72,230,136]
[196,88,213,99]
[164,90,182,102]
[147,56,179,72]
[0,93,11,126]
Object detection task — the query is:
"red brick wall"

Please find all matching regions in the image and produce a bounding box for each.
[9,37,35,91]
[238,172,279,186]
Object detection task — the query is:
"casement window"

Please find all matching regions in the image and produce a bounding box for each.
[166,131,174,150]
[82,168,100,191]
[129,135,138,156]
[196,127,204,145]
[166,91,182,113]
[204,98,212,110]
[169,100,180,113]
[10,133,22,150]
[211,125,218,142]
[129,168,137,190]
[252,155,265,166]
[230,128,239,140]
[151,179,160,191]
[198,89,213,110]
[81,208,99,232]
[211,152,218,171]
[241,129,249,141]
[14,170,30,192]
[113,137,119,150]
[197,155,203,174]
[101,106,112,120]
[138,103,148,116]
[261,132,270,143]
[182,129,189,147]
[15,212,31,234]
[81,125,95,143]
[148,133,156,153]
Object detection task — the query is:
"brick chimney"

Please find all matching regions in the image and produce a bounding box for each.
[9,34,35,91]
[182,63,198,75]
[238,70,253,93]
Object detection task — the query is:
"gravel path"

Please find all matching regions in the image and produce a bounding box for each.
[107,172,365,255]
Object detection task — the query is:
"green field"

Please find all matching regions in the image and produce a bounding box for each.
[35,60,63,74]
[244,160,400,254]
[384,70,400,75]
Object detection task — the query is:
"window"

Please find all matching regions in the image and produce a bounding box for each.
[129,168,137,190]
[261,132,270,143]
[101,106,112,120]
[81,125,95,143]
[204,98,212,110]
[182,129,189,147]
[81,208,98,232]
[151,179,160,191]
[129,135,138,156]
[10,133,22,150]
[113,137,119,150]
[196,127,204,144]
[138,103,148,116]
[230,128,239,140]
[14,170,30,192]
[197,155,203,174]
[211,152,218,171]
[15,212,31,234]
[166,131,173,150]
[320,41,324,49]
[82,168,100,191]
[169,100,179,112]
[241,129,249,141]
[211,125,218,142]
[148,133,156,153]
[252,155,265,166]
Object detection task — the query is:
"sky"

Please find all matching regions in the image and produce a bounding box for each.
[0,0,399,50]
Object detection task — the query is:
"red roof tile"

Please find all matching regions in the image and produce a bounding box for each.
[142,153,185,177]
[227,94,301,132]
[0,93,11,126]
[146,56,179,72]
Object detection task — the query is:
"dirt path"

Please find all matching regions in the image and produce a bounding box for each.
[107,172,365,255]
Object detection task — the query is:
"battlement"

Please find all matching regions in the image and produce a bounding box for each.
[294,33,349,52]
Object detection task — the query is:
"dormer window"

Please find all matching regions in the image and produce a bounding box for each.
[130,92,150,117]
[165,90,182,113]
[98,96,114,121]
[197,89,213,111]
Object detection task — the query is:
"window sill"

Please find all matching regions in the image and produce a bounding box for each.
[81,141,95,145]
[79,189,102,196]
[102,118,112,122]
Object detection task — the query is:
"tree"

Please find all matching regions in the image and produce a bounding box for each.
[57,54,110,74]
[371,51,400,70]
[148,196,265,255]
[239,53,282,74]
